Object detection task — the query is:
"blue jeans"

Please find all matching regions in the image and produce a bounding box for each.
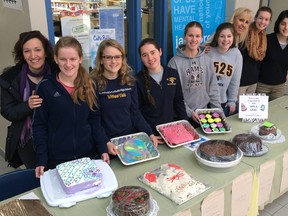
[221,102,230,117]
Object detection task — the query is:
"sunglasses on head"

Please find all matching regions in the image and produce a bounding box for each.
[19,30,41,40]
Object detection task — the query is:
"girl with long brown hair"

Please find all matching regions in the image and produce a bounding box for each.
[33,36,109,177]
[91,39,160,156]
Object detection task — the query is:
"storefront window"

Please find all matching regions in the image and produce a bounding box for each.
[142,0,154,39]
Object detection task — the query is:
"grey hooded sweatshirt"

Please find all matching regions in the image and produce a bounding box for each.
[168,44,221,118]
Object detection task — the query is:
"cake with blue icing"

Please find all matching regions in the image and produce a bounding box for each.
[120,138,149,162]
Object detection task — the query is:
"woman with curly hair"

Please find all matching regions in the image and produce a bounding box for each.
[91,39,160,156]
[0,31,58,168]
[33,36,109,177]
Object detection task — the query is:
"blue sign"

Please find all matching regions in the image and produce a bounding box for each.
[99,8,124,49]
[170,0,226,54]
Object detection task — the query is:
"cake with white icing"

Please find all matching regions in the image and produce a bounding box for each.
[142,164,208,204]
[56,157,102,194]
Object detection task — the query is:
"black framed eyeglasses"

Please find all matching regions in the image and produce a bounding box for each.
[102,55,122,61]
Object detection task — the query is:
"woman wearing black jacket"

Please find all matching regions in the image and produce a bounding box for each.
[0,31,58,168]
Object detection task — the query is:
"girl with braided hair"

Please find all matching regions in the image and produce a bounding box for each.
[136,38,188,134]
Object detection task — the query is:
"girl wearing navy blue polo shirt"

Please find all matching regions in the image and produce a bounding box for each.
[136,38,188,134]
[91,39,161,156]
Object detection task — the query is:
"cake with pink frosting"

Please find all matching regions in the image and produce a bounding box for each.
[56,157,102,194]
[161,124,195,145]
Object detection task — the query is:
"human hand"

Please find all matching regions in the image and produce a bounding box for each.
[150,134,164,147]
[191,111,200,124]
[28,90,43,109]
[101,153,110,164]
[35,166,45,178]
[227,104,236,115]
[107,142,118,155]
[204,43,211,53]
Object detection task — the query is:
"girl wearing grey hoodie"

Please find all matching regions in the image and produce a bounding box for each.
[168,21,221,127]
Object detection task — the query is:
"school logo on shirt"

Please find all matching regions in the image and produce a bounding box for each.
[100,88,130,99]
[186,64,203,87]
[217,75,224,87]
[53,91,61,97]
[167,77,176,85]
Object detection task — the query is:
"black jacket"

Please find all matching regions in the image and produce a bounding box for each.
[259,33,288,85]
[0,63,58,167]
[136,66,188,134]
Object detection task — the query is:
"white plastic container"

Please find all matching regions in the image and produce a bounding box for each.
[40,160,118,207]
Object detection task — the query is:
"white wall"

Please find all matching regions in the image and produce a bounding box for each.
[225,0,260,21]
[266,0,288,34]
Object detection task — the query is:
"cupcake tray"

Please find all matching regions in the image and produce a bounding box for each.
[156,120,201,148]
[111,132,160,166]
[195,108,232,134]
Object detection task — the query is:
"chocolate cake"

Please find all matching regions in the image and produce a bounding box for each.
[259,124,277,136]
[199,140,238,162]
[111,186,150,216]
[232,133,262,154]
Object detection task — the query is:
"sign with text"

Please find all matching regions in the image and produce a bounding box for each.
[238,95,269,122]
[89,29,116,69]
[60,10,91,36]
[170,0,226,54]
[99,7,124,49]
[60,10,91,58]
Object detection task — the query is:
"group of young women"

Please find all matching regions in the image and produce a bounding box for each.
[0,6,287,178]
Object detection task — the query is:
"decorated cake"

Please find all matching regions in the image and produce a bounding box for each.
[259,122,277,136]
[111,186,150,216]
[199,140,238,162]
[56,157,102,194]
[197,111,228,133]
[161,124,195,145]
[142,164,208,205]
[232,133,262,154]
[119,138,150,162]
